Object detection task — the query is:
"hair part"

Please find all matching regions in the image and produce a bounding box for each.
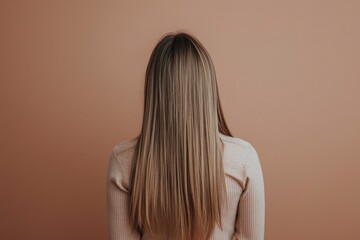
[128,30,233,240]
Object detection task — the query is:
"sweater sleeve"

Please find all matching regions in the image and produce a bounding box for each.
[232,143,265,240]
[106,149,141,240]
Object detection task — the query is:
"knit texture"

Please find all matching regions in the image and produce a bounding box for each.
[106,132,265,240]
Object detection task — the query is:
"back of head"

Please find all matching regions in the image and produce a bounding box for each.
[128,31,232,240]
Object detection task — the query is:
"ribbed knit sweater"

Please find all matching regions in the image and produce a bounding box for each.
[106,132,265,240]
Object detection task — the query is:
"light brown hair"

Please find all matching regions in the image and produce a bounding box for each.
[129,31,233,240]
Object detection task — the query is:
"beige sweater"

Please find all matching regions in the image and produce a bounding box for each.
[106,132,265,240]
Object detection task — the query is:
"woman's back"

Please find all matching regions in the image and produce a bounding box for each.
[107,132,265,240]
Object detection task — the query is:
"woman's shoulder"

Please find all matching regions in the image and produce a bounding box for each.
[107,136,138,192]
[109,136,138,172]
[219,132,253,150]
[112,136,138,155]
[219,132,258,169]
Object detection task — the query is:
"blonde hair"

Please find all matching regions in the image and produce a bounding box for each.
[129,31,233,240]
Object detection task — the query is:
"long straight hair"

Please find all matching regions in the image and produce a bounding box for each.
[129,31,233,240]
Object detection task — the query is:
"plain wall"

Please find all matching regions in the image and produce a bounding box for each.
[1,0,359,239]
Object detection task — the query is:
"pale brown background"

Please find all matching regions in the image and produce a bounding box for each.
[1,0,359,239]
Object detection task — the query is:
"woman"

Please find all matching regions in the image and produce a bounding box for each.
[107,31,265,240]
